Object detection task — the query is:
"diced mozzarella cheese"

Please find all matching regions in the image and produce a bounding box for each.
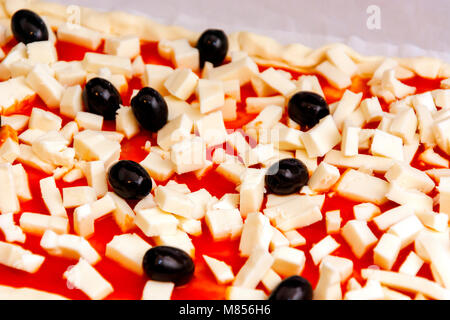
[419,148,449,168]
[26,64,63,108]
[19,212,69,236]
[353,203,380,221]
[207,56,258,86]
[373,204,414,231]
[284,230,306,247]
[157,114,193,151]
[341,126,360,156]
[245,95,285,114]
[399,251,424,276]
[324,149,394,173]
[57,23,102,50]
[59,85,83,119]
[0,163,19,214]
[83,160,108,197]
[0,212,25,243]
[52,61,86,86]
[326,47,357,76]
[310,235,340,265]
[0,285,67,300]
[62,186,96,209]
[239,168,265,217]
[0,241,44,273]
[316,61,351,89]
[82,52,132,78]
[341,220,377,258]
[105,233,151,275]
[335,169,389,205]
[270,227,290,251]
[26,41,57,64]
[205,208,243,241]
[63,258,113,300]
[271,247,306,277]
[308,162,340,192]
[196,79,225,114]
[261,269,282,292]
[17,144,55,174]
[141,280,174,300]
[135,207,178,237]
[333,90,363,130]
[243,105,283,132]
[0,137,20,163]
[216,161,246,184]
[104,36,140,59]
[142,65,173,95]
[313,261,342,300]
[325,210,341,234]
[225,286,267,300]
[321,255,353,282]
[195,111,227,147]
[0,114,29,131]
[154,229,195,257]
[385,162,435,193]
[115,106,140,139]
[344,280,384,300]
[233,248,274,289]
[203,255,235,284]
[373,233,402,270]
[370,129,404,161]
[258,67,296,97]
[302,115,341,158]
[28,107,62,132]
[140,152,175,181]
[386,182,433,214]
[12,164,31,201]
[239,212,273,257]
[360,97,383,122]
[170,135,206,174]
[40,176,66,218]
[164,68,198,101]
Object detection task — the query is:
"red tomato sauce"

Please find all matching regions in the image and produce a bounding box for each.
[0,40,443,300]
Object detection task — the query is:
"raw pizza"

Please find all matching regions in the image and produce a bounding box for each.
[0,0,448,300]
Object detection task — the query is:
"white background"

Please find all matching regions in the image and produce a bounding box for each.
[54,0,450,61]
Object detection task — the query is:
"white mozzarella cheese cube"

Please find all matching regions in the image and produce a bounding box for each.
[83,160,108,197]
[135,207,179,237]
[294,149,317,174]
[75,111,103,131]
[398,251,424,276]
[371,129,404,161]
[326,47,357,76]
[332,90,363,130]
[203,255,235,285]
[40,176,66,218]
[26,64,64,108]
[62,168,84,183]
[140,152,175,181]
[41,229,101,264]
[316,61,351,89]
[226,131,251,155]
[216,161,246,184]
[28,107,62,132]
[344,280,384,300]
[233,248,274,289]
[186,188,213,220]
[154,186,195,219]
[115,106,140,139]
[419,148,449,168]
[74,131,121,168]
[308,162,340,192]
[321,256,353,282]
[389,108,417,143]
[324,149,394,173]
[132,56,145,76]
[0,42,27,79]
[372,205,413,231]
[53,61,86,86]
[157,114,193,150]
[417,211,448,232]
[0,115,29,131]
[239,169,265,218]
[12,164,31,201]
[205,208,243,241]
[154,229,195,257]
[246,95,285,114]
[82,52,132,78]
[385,162,435,193]
[309,235,340,265]
[158,39,199,72]
[239,212,273,257]
[412,91,437,113]
[170,135,206,174]
[432,89,450,108]
[0,164,19,214]
[335,169,389,205]
[294,75,324,97]
[32,131,74,168]
[223,79,241,102]
[19,212,69,236]
[178,218,202,236]
[17,144,55,174]
[104,36,140,59]
[0,137,20,163]
[195,111,227,147]
[341,220,377,258]
[261,269,282,292]
[302,115,341,158]
[439,176,450,217]
[57,23,102,50]
[0,241,44,273]
[142,280,174,300]
[60,121,79,144]
[0,212,25,243]
[284,230,306,247]
[313,261,342,300]
[164,68,198,101]
[360,97,383,122]
[225,287,267,300]
[108,192,136,233]
[353,203,380,221]
[414,103,435,148]
[208,56,258,86]
[220,98,238,121]
[196,79,225,114]
[386,183,433,214]
[62,186,97,209]
[325,210,341,234]
[258,67,296,97]
[142,65,173,95]
[373,233,402,270]
[387,215,424,248]
[59,85,83,119]
[26,41,57,64]
[341,126,360,156]
[105,233,151,275]
[244,105,283,131]
[271,247,306,277]
[63,258,113,300]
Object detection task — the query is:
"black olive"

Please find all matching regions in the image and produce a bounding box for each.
[143,246,195,286]
[288,91,330,128]
[82,77,122,120]
[196,29,228,68]
[130,87,168,132]
[265,158,309,195]
[108,160,152,200]
[11,9,49,44]
[268,276,313,300]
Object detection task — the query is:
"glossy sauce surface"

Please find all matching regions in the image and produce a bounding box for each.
[0,40,443,300]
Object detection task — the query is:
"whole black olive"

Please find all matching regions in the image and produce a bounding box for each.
[196,29,228,68]
[11,9,49,44]
[130,87,168,132]
[269,276,313,300]
[265,158,309,195]
[288,91,329,128]
[143,246,195,286]
[82,77,122,120]
[108,160,152,200]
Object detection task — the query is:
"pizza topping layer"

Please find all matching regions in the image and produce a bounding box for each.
[0,3,449,300]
